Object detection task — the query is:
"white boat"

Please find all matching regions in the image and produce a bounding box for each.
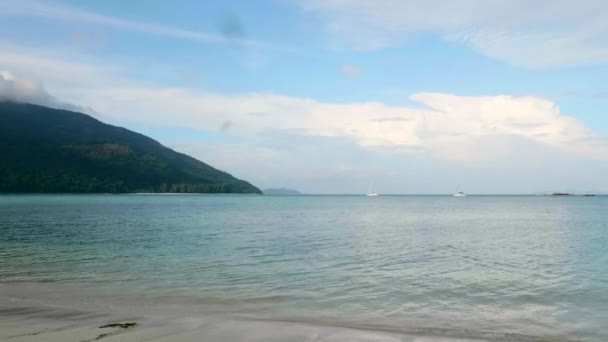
[367,180,379,197]
[453,185,466,197]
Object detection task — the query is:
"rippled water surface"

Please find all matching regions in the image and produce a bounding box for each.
[1,195,607,341]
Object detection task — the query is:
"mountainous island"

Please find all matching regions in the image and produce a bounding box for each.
[0,102,261,194]
[263,188,302,195]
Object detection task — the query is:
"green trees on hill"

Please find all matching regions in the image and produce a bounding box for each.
[0,172,247,193]
[0,102,262,194]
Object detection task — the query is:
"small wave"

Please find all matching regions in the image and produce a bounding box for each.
[233,315,583,342]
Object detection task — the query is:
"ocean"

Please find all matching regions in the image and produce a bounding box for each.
[1,194,607,341]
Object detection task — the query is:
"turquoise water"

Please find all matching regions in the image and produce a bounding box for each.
[1,195,607,341]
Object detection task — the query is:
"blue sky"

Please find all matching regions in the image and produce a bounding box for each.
[1,0,608,193]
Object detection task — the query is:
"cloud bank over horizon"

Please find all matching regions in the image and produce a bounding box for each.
[2,65,607,193]
[81,87,607,162]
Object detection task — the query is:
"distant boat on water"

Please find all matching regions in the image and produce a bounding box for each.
[367,180,379,197]
[453,185,466,197]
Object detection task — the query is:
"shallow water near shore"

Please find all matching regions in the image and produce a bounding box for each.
[1,194,607,341]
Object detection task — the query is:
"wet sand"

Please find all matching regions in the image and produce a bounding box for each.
[0,307,437,342]
[0,297,484,341]
[0,282,562,341]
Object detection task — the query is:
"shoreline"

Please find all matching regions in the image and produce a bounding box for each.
[0,282,582,342]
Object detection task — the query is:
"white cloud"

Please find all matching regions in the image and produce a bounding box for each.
[296,0,608,67]
[0,44,122,89]
[0,0,305,55]
[0,70,93,113]
[0,70,51,103]
[68,85,606,161]
[169,133,608,194]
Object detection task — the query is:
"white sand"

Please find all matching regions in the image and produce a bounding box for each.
[0,283,485,341]
[0,309,489,342]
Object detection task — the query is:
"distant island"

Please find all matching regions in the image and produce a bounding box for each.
[0,102,261,194]
[263,188,302,195]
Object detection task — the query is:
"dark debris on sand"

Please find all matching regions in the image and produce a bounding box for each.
[99,322,137,329]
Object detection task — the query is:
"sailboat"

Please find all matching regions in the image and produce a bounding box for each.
[367,180,379,197]
[453,186,466,197]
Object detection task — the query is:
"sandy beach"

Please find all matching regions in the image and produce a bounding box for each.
[3,280,588,342]
[0,304,465,342]
[0,282,491,342]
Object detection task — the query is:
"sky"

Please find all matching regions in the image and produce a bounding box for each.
[1,0,608,194]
